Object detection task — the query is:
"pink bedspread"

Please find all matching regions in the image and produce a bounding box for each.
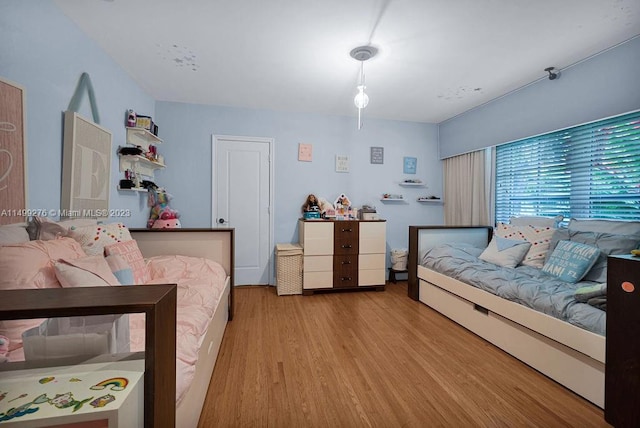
[131,255,228,404]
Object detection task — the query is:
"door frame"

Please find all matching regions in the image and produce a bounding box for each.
[211,134,275,285]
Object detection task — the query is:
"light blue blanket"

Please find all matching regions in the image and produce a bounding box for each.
[421,243,606,336]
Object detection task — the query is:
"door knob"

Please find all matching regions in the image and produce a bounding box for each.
[218,218,226,224]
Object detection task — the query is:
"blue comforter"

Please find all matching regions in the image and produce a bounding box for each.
[421,243,606,336]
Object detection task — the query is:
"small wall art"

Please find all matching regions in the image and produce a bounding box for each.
[335,155,349,173]
[403,156,417,174]
[298,143,312,161]
[370,147,384,164]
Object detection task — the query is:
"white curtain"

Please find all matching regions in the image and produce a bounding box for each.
[443,149,490,226]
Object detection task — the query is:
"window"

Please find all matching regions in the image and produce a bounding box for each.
[495,111,640,223]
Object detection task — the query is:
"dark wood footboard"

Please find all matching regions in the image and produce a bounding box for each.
[0,285,177,428]
[408,226,492,300]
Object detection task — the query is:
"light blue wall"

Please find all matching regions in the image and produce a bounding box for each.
[154,102,442,258]
[1,0,443,277]
[0,0,156,226]
[439,36,640,159]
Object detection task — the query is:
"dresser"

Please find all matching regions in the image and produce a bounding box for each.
[298,219,386,294]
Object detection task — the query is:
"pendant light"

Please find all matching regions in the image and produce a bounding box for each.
[350,45,378,130]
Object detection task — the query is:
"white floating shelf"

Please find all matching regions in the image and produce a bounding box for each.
[399,181,426,187]
[380,198,407,202]
[126,127,162,150]
[417,198,443,204]
[118,186,148,192]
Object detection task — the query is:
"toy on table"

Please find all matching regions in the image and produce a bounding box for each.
[302,194,321,219]
[147,187,181,229]
[333,193,353,219]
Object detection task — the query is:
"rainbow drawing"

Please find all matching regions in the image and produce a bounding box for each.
[90,377,129,392]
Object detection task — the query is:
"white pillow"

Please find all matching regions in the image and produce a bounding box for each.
[509,215,563,228]
[479,237,531,268]
[495,223,556,268]
[68,223,132,256]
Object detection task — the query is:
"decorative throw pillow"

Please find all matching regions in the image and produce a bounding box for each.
[53,256,120,287]
[495,223,555,268]
[104,240,150,284]
[105,254,135,285]
[542,240,601,283]
[68,223,132,256]
[479,236,531,268]
[510,215,564,228]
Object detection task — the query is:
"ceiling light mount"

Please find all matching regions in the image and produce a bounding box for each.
[350,45,378,62]
[545,66,560,80]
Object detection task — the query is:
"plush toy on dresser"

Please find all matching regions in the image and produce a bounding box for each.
[147,187,181,229]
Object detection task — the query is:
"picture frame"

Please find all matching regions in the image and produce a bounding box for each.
[0,77,28,225]
[403,156,417,174]
[298,143,312,161]
[335,155,349,173]
[61,111,112,218]
[370,147,384,164]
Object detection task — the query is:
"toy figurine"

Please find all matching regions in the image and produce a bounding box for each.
[147,187,181,229]
[302,194,320,212]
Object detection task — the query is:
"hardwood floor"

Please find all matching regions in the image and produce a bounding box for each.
[198,282,609,427]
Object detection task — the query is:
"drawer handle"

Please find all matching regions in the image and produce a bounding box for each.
[341,260,351,265]
[341,277,352,281]
[341,244,352,249]
[341,228,353,232]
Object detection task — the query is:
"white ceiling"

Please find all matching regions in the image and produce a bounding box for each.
[54,0,640,124]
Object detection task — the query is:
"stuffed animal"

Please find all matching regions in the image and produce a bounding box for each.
[147,187,181,229]
[0,335,9,363]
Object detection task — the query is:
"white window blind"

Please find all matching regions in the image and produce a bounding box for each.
[495,111,640,223]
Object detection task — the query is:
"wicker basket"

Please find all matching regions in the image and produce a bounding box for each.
[275,243,303,296]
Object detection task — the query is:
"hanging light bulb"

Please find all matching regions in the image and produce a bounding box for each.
[349,45,378,130]
[354,85,369,109]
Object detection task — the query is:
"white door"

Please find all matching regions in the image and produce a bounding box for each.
[213,135,273,285]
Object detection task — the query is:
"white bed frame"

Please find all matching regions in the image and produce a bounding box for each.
[408,226,605,408]
[132,228,234,428]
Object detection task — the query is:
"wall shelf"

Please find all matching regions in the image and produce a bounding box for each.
[417,198,443,204]
[380,198,407,203]
[119,154,165,177]
[118,186,148,192]
[126,127,162,150]
[399,181,426,187]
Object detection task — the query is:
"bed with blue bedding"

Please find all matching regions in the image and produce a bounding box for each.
[408,219,640,410]
[421,242,606,336]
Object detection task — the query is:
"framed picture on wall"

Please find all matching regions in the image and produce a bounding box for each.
[403,156,417,174]
[61,111,112,218]
[0,77,27,225]
[335,155,349,173]
[370,147,384,164]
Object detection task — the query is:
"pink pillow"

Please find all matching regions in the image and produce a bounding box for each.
[54,256,121,287]
[104,240,150,284]
[0,237,86,290]
[0,237,86,351]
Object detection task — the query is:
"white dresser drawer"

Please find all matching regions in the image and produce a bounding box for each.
[359,222,386,254]
[304,255,333,272]
[299,221,334,255]
[359,253,385,270]
[303,271,333,289]
[358,269,385,286]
